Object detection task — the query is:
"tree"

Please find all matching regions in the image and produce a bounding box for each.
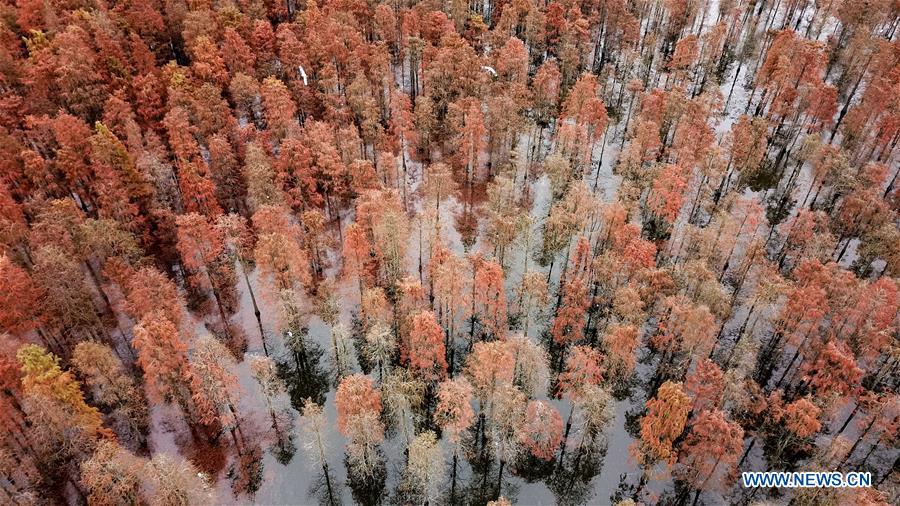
[143,453,213,506]
[634,381,691,468]
[772,397,823,466]
[570,384,615,464]
[558,345,603,402]
[344,408,385,479]
[434,377,475,444]
[320,314,351,379]
[18,345,104,436]
[684,359,724,414]
[653,296,716,370]
[132,312,195,424]
[31,245,104,349]
[222,28,255,76]
[18,344,108,491]
[177,159,222,218]
[465,341,515,420]
[550,273,589,347]
[0,255,44,338]
[519,400,564,461]
[516,271,549,338]
[434,376,474,501]
[430,244,467,366]
[216,213,268,353]
[381,370,425,449]
[489,383,527,491]
[362,190,409,288]
[342,223,374,300]
[484,175,527,266]
[244,144,284,213]
[531,60,561,130]
[406,310,448,382]
[335,374,382,437]
[420,162,456,227]
[507,334,550,398]
[555,343,604,452]
[296,398,337,502]
[189,36,227,86]
[801,340,863,399]
[298,399,331,476]
[402,431,444,505]
[603,324,640,384]
[176,213,235,338]
[675,409,743,504]
[252,205,312,334]
[190,336,243,447]
[80,441,144,506]
[363,322,396,381]
[668,35,699,83]
[72,342,149,448]
[248,355,291,442]
[457,100,487,185]
[122,267,185,329]
[646,163,689,227]
[472,258,508,340]
[261,77,297,140]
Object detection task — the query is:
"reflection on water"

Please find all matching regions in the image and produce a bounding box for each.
[269,409,298,465]
[345,453,386,506]
[228,443,264,497]
[277,338,331,409]
[308,467,342,506]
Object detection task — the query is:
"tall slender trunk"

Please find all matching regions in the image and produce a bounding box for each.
[496,459,505,498]
[323,464,336,506]
[211,285,233,339]
[774,340,805,388]
[830,58,871,143]
[85,260,114,316]
[557,403,576,469]
[450,449,458,504]
[841,415,877,468]
[738,436,756,467]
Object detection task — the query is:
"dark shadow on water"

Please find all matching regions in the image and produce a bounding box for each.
[548,435,607,505]
[610,473,638,505]
[309,467,342,506]
[745,161,780,193]
[611,373,637,401]
[765,189,794,229]
[624,406,643,439]
[454,207,479,251]
[345,453,386,506]
[515,453,556,482]
[277,340,330,410]
[349,314,374,375]
[270,408,298,465]
[229,443,264,498]
[460,461,522,506]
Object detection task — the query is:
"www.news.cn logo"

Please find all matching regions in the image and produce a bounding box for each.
[742,471,872,488]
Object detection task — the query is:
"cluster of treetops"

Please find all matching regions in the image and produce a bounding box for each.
[0,0,897,504]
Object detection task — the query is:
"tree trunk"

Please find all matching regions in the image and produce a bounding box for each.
[323,463,336,506]
[738,436,756,467]
[496,459,505,498]
[841,415,876,468]
[557,403,576,468]
[774,344,803,389]
[84,260,114,316]
[450,450,458,504]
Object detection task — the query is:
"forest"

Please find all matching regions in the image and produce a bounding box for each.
[0,0,898,504]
